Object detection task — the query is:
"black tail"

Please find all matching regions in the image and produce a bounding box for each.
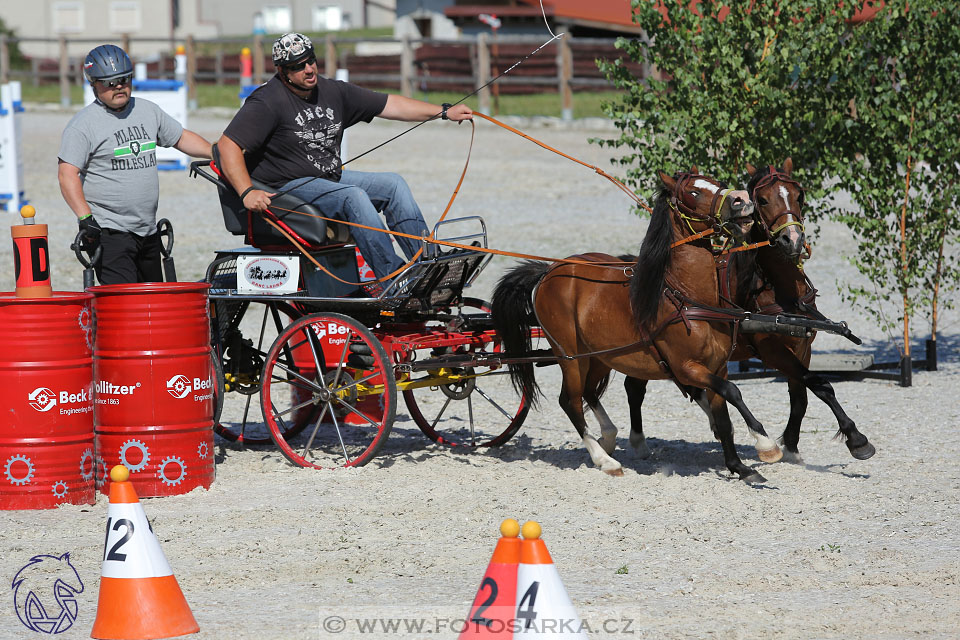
[491,261,548,408]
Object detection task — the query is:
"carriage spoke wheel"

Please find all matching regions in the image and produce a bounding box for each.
[213,300,309,445]
[262,312,396,469]
[404,298,529,448]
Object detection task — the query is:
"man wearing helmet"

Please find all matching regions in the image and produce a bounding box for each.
[58,44,213,284]
[217,32,473,282]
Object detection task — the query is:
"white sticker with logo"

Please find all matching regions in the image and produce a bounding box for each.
[237,255,300,294]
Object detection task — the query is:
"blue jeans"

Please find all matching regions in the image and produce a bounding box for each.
[279,170,428,279]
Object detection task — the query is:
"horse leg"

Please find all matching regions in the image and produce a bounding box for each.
[704,371,782,463]
[692,388,767,483]
[758,341,875,461]
[781,378,808,463]
[558,360,623,476]
[623,376,651,458]
[584,364,617,455]
[800,371,876,460]
[589,403,619,455]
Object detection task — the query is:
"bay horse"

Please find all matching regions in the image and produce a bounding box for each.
[623,160,875,463]
[492,171,782,482]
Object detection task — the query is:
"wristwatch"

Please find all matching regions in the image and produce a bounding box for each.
[441,103,452,120]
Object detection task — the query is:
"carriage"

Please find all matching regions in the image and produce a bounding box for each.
[66,139,870,481]
[189,153,537,470]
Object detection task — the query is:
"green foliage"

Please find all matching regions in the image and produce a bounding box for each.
[594,0,960,346]
[825,1,960,334]
[0,16,26,67]
[595,0,855,207]
[616,565,629,575]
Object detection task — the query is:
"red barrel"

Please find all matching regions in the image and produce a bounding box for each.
[91,283,214,497]
[0,292,95,509]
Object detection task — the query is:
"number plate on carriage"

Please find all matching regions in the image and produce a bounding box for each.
[237,255,300,295]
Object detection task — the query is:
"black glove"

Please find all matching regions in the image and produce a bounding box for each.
[78,215,102,244]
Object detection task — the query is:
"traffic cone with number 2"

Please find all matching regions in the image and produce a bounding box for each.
[91,465,199,639]
[459,518,522,638]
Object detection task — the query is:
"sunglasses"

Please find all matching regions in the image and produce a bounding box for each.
[99,75,132,88]
[286,57,317,72]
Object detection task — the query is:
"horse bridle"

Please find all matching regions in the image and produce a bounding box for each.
[750,167,806,242]
[669,172,744,245]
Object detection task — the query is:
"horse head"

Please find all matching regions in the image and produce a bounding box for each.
[746,158,807,261]
[658,170,754,243]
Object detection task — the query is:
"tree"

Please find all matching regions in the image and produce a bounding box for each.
[595,0,857,208]
[595,0,960,385]
[825,1,960,365]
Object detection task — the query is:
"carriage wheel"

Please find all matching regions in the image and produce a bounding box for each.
[262,312,396,468]
[404,298,530,448]
[213,300,309,444]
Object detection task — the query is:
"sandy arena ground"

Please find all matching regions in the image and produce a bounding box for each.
[1,107,958,639]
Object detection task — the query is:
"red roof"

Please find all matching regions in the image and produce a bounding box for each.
[517,0,637,29]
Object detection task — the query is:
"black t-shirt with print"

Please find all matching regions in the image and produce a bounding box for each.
[223,75,388,188]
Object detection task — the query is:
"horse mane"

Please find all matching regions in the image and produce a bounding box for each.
[629,187,673,329]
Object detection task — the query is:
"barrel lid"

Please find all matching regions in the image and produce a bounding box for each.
[0,291,94,303]
[88,282,211,295]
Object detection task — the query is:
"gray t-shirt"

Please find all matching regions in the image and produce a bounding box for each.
[58,97,183,235]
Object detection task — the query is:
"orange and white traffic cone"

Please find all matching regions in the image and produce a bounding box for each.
[514,521,586,639]
[459,519,522,638]
[90,465,199,640]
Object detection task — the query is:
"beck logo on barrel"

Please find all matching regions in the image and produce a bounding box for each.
[27,386,92,414]
[28,387,57,412]
[165,374,212,401]
[166,375,191,399]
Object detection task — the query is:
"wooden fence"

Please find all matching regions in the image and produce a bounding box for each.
[0,33,645,118]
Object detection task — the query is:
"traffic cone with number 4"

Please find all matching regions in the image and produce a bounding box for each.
[514,521,586,638]
[91,465,199,639]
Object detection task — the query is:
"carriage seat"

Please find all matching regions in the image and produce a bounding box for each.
[209,143,352,249]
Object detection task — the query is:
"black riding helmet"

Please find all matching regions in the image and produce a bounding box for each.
[83,44,133,84]
[272,32,314,67]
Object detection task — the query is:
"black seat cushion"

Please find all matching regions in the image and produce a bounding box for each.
[211,144,350,247]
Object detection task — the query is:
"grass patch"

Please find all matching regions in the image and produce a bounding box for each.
[19,81,623,120]
[20,83,85,105]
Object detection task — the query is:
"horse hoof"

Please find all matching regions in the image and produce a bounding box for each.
[742,471,767,484]
[781,449,804,465]
[604,467,625,477]
[850,442,876,460]
[757,445,783,463]
[599,438,617,456]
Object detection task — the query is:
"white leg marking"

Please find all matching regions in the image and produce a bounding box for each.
[582,433,623,474]
[590,402,618,455]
